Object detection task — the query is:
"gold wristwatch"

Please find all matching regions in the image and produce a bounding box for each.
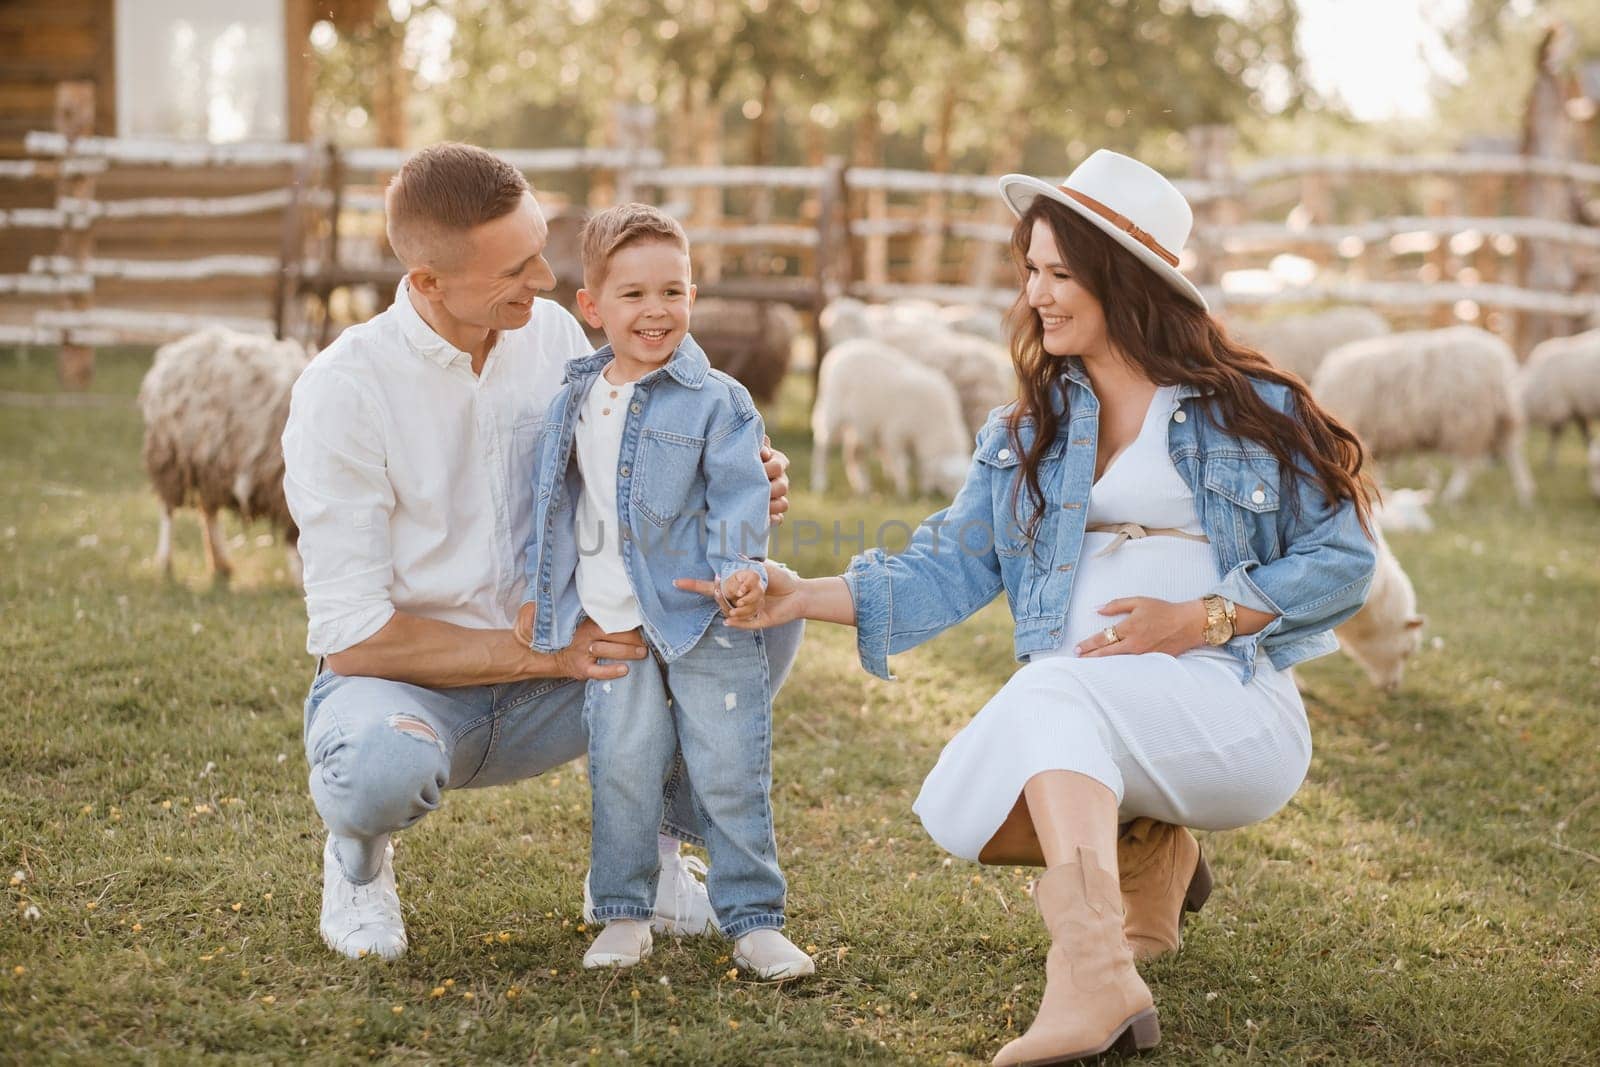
[1201,594,1236,646]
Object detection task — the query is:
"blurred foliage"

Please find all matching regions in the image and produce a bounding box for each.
[308,0,1312,175]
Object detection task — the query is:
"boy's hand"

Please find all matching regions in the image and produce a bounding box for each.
[513,602,536,647]
[721,569,765,621]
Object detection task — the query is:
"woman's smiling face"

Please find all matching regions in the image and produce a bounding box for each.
[1023,216,1110,360]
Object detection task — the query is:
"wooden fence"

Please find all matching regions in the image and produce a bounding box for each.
[3,103,1599,387]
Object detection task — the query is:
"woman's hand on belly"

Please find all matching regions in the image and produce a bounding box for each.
[1075,596,1207,658]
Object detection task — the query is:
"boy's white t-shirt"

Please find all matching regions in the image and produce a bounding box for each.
[573,370,644,633]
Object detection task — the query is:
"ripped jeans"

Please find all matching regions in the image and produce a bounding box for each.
[302,620,804,885]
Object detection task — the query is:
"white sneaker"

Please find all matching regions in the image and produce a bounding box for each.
[733,928,815,980]
[319,834,406,960]
[581,852,720,937]
[582,918,653,969]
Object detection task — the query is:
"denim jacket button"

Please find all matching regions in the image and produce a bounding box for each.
[1172,409,1187,423]
[630,402,641,415]
[1251,488,1266,504]
[997,448,1011,460]
[620,465,631,477]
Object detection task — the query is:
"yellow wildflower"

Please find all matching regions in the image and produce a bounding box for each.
[12,966,24,977]
[85,901,98,911]
[496,931,510,943]
[461,992,474,1001]
[505,987,520,1001]
[161,800,172,811]
[261,995,276,1005]
[392,1005,404,1015]
[132,923,143,932]
[430,987,446,999]
[725,968,739,981]
[231,902,242,912]
[727,1020,740,1031]
[443,978,455,988]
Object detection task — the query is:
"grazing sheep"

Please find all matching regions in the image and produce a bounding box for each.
[684,298,799,404]
[812,338,971,499]
[139,326,310,584]
[865,315,1018,438]
[819,296,873,349]
[940,303,1007,345]
[1312,325,1535,506]
[1334,529,1425,692]
[1589,437,1600,501]
[1520,327,1600,464]
[1229,307,1390,382]
[1372,487,1435,533]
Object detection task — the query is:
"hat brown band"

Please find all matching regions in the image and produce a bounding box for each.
[1057,185,1180,268]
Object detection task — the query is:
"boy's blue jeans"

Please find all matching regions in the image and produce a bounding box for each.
[585,623,784,939]
[303,620,803,889]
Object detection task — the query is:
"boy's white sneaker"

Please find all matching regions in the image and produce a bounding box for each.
[733,929,815,980]
[581,852,720,937]
[583,919,653,969]
[319,834,407,960]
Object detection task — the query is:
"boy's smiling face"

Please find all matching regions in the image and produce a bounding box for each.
[577,239,696,378]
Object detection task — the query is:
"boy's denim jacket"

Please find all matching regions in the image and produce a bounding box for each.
[843,359,1377,684]
[522,335,769,663]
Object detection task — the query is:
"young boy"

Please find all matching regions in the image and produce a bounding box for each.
[514,204,813,980]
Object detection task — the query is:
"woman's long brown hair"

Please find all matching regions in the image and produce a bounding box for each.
[1004,197,1374,541]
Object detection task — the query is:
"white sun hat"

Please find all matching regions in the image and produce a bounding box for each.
[999,149,1208,311]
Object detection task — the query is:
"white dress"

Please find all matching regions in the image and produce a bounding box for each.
[913,386,1312,861]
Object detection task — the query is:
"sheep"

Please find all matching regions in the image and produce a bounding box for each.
[685,298,799,404]
[819,296,872,349]
[811,338,972,500]
[1589,437,1600,501]
[1312,325,1535,507]
[139,325,310,584]
[1520,327,1600,465]
[1228,306,1390,382]
[1372,487,1435,533]
[940,303,1007,345]
[1334,528,1425,692]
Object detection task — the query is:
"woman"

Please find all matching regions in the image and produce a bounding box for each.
[683,149,1377,1064]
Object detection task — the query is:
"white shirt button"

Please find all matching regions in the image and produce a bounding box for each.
[997,448,1011,460]
[1251,488,1266,504]
[1172,410,1187,423]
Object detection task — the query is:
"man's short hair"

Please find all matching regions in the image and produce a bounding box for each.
[580,203,690,290]
[385,143,530,269]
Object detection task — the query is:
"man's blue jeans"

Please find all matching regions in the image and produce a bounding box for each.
[586,624,783,939]
[303,620,804,886]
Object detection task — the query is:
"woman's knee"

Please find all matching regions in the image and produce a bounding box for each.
[309,714,450,837]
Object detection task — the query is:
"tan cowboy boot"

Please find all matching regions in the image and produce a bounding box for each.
[1118,819,1213,962]
[992,846,1160,1066]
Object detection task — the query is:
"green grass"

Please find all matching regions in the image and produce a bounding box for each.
[2,345,1598,1064]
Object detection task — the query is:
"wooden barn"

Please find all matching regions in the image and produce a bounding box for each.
[0,0,395,359]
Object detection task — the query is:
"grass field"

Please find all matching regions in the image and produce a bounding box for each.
[3,345,1598,1064]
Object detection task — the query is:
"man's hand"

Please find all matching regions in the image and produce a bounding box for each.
[761,435,790,527]
[721,569,765,622]
[512,602,536,647]
[554,616,649,681]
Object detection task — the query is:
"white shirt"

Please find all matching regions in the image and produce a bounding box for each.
[281,281,592,655]
[573,370,643,632]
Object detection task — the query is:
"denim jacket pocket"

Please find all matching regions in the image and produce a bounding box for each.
[1202,455,1281,513]
[632,428,705,526]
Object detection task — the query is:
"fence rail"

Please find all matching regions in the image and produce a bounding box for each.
[4,121,1599,387]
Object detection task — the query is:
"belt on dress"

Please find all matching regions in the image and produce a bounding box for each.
[1083,522,1210,558]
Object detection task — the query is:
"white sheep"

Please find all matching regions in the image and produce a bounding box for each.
[1588,437,1600,501]
[939,303,1007,344]
[1334,528,1425,692]
[1371,487,1435,533]
[1520,327,1600,464]
[1228,306,1390,383]
[812,338,972,500]
[1312,325,1535,506]
[139,325,310,584]
[819,296,873,350]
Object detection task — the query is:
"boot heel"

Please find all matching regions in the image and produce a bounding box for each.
[1183,849,1213,914]
[1126,1008,1162,1051]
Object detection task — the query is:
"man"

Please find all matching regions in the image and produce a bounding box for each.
[282,143,801,960]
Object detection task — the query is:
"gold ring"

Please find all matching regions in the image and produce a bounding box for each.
[1102,626,1121,644]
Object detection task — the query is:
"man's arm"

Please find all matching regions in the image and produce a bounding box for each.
[326,610,643,687]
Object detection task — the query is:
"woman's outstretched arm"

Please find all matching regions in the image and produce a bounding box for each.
[674,566,855,629]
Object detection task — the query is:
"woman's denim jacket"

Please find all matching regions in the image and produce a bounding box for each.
[522,335,769,662]
[843,359,1377,683]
